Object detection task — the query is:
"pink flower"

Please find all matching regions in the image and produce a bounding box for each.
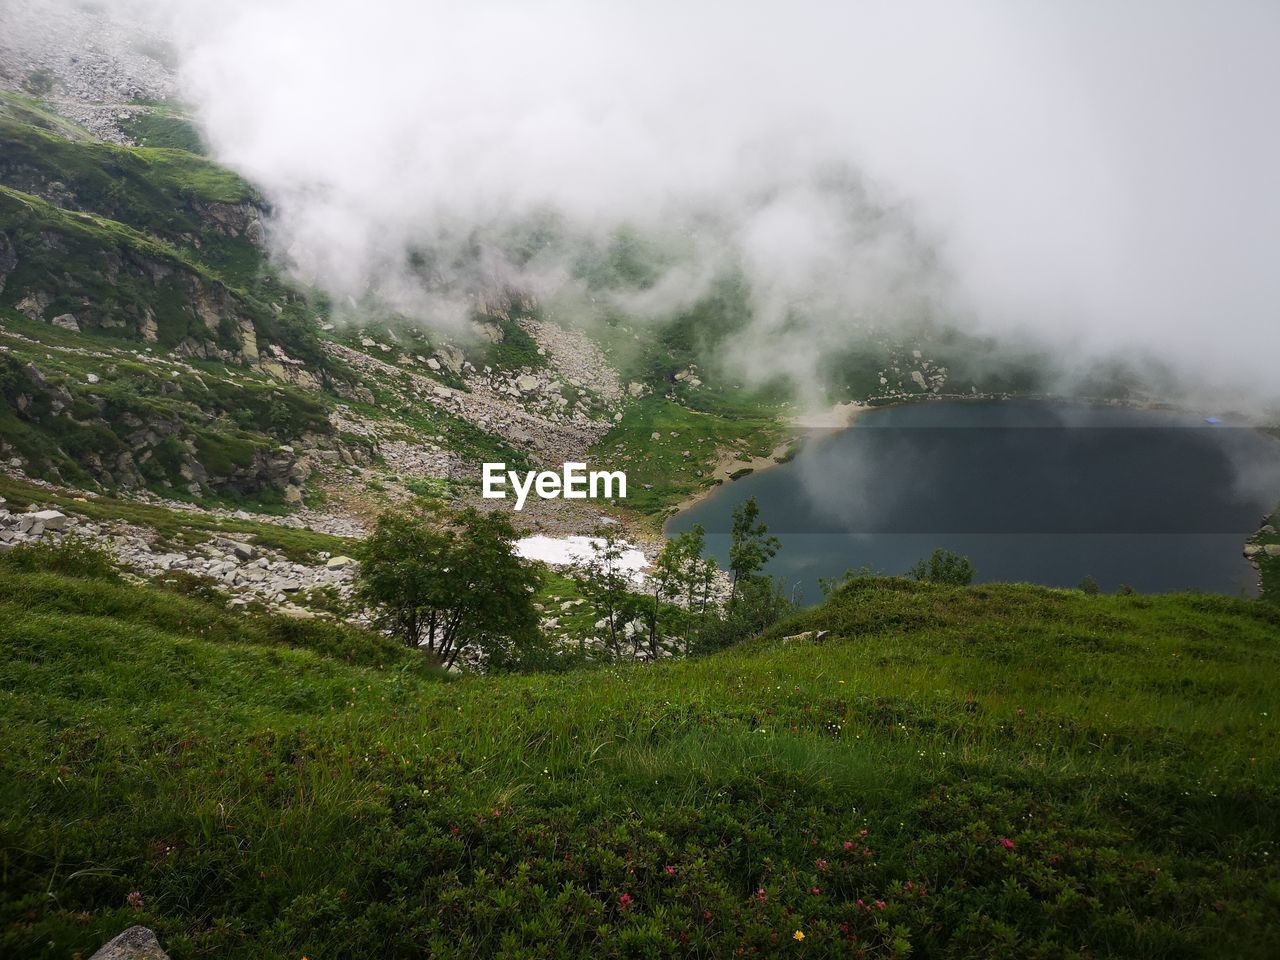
[815,858,829,871]
[618,893,633,911]
[1000,838,1016,850]
[874,900,886,910]
[126,891,144,910]
[756,887,767,903]
[664,864,677,876]
[811,886,821,895]
[844,841,854,850]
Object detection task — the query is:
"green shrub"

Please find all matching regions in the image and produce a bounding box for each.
[908,548,976,585]
[0,535,118,580]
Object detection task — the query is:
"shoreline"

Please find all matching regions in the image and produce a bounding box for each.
[663,400,874,528]
[659,390,1279,538]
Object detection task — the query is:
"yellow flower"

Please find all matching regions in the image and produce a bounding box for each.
[793,930,805,941]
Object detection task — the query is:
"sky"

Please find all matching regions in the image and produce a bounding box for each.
[33,0,1280,411]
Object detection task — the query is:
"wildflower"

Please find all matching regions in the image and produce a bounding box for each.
[815,858,828,871]
[874,900,886,910]
[793,930,805,941]
[618,893,633,911]
[665,864,677,876]
[126,891,144,911]
[810,886,821,895]
[1000,837,1016,850]
[756,887,767,903]
[843,841,854,850]
[703,910,713,922]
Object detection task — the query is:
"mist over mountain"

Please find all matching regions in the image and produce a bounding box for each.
[10,0,1280,412]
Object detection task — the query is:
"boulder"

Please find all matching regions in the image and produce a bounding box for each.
[89,926,170,960]
[1265,544,1280,558]
[1244,544,1263,558]
[326,555,356,570]
[50,313,81,332]
[515,374,539,394]
[35,508,71,529]
[627,381,646,398]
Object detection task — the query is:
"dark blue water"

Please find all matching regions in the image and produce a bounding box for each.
[667,401,1280,603]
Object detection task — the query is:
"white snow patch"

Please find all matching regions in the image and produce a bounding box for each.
[516,535,648,582]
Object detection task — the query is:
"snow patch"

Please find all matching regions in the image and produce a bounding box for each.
[516,535,648,582]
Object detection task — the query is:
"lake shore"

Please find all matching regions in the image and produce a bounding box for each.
[664,400,873,524]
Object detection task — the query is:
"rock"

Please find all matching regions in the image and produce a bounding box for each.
[910,370,928,390]
[782,630,830,645]
[515,374,539,394]
[326,555,356,570]
[651,432,661,441]
[50,313,81,332]
[89,926,170,960]
[628,382,646,397]
[283,484,303,505]
[86,373,100,384]
[31,509,68,531]
[1265,544,1280,558]
[227,541,255,560]
[1244,544,1263,558]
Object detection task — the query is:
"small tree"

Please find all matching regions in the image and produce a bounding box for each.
[908,548,975,586]
[577,525,642,658]
[728,497,779,606]
[648,524,709,656]
[356,507,542,669]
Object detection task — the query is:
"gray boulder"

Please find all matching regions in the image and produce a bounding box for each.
[89,926,170,960]
[32,509,68,531]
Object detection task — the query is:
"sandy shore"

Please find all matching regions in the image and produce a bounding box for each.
[667,401,874,519]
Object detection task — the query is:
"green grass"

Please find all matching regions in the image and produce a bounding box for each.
[3,567,1278,958]
[593,396,787,521]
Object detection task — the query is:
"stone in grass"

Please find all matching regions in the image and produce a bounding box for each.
[89,926,170,960]
[782,630,830,644]
[326,555,356,570]
[31,509,68,530]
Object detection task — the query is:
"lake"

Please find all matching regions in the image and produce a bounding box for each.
[667,400,1280,603]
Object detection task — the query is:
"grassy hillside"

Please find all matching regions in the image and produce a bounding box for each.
[2,566,1278,958]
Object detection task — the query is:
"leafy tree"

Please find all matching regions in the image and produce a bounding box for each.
[647,524,710,656]
[1079,575,1100,596]
[908,548,975,586]
[728,496,780,606]
[355,507,542,669]
[576,525,643,658]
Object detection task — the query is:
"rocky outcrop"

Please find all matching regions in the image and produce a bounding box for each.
[88,926,170,960]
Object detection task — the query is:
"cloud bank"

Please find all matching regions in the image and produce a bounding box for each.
[49,1,1280,408]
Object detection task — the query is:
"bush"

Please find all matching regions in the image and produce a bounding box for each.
[908,548,975,586]
[0,536,119,580]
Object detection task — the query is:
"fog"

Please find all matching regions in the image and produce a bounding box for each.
[23,1,1280,410]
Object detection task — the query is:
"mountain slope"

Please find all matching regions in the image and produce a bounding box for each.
[2,567,1277,958]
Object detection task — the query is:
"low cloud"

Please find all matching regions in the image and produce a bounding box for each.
[19,0,1280,411]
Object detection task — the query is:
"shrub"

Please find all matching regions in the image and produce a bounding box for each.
[0,536,119,580]
[908,548,975,586]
